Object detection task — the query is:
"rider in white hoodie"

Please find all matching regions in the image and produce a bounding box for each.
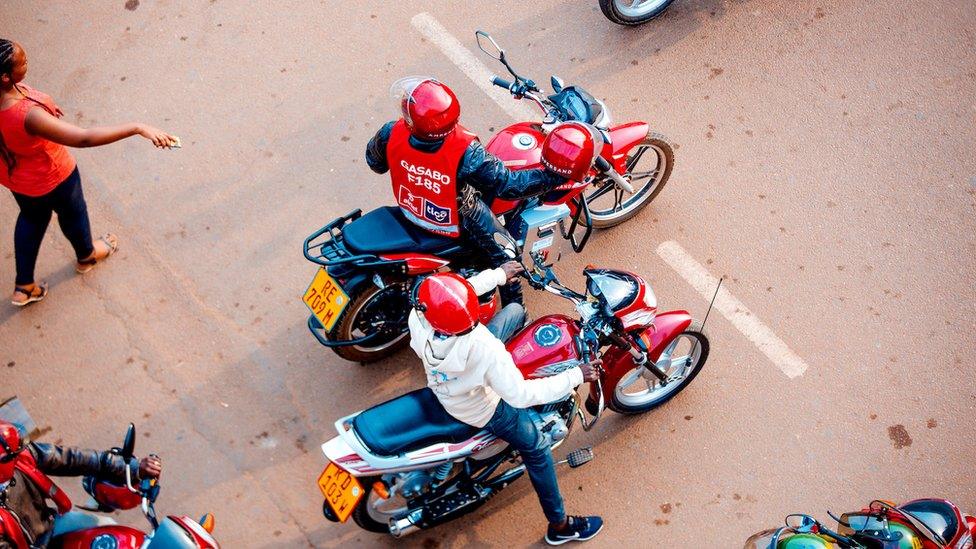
[408,264,604,545]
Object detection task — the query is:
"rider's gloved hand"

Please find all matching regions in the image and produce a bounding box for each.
[500,261,525,283]
[578,359,602,382]
[139,455,162,479]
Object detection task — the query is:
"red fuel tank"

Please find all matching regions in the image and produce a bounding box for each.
[55,525,146,549]
[506,314,581,379]
[485,122,545,215]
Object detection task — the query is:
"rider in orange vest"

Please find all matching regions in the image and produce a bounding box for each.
[367,78,570,305]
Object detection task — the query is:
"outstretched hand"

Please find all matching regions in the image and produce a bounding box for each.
[137,124,180,149]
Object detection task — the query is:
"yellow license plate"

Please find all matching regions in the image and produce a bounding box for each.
[317,462,364,522]
[303,268,350,332]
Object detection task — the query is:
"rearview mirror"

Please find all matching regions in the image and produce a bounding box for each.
[475,30,505,62]
[121,423,136,461]
[551,75,565,93]
[785,514,818,534]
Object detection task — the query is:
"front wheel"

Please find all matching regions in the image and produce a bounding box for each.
[330,282,411,363]
[609,320,709,414]
[585,132,674,228]
[599,0,676,25]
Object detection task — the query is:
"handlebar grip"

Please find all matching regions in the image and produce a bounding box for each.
[594,156,612,172]
[492,76,513,90]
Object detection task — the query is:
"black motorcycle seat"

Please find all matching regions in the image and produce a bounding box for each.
[342,206,460,256]
[353,388,481,456]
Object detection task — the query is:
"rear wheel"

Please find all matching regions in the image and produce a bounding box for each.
[351,478,410,534]
[599,0,676,25]
[331,283,411,363]
[609,320,709,414]
[585,132,674,228]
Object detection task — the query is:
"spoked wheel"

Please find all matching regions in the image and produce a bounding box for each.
[599,0,676,25]
[331,283,411,363]
[584,132,674,228]
[609,320,709,414]
[349,479,412,533]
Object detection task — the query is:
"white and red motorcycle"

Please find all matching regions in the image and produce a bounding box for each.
[315,255,710,536]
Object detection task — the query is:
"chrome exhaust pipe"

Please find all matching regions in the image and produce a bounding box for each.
[389,509,422,538]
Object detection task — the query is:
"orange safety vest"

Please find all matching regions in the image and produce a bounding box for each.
[387,119,476,238]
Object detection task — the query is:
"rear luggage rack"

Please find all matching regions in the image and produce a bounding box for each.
[303,209,406,270]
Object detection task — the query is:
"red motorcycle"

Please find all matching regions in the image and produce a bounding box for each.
[744,499,976,549]
[53,424,220,549]
[302,30,674,363]
[314,255,708,535]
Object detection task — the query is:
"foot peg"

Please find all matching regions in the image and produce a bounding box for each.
[564,446,594,468]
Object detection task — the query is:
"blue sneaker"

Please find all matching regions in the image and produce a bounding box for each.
[545,515,604,545]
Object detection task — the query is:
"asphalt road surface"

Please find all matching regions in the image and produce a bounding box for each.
[2,1,974,547]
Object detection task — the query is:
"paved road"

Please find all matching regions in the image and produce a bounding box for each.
[2,1,974,547]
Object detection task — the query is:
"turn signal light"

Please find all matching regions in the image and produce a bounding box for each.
[372,481,390,500]
[199,513,216,533]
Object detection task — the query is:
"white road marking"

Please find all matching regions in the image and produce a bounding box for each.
[413,13,809,378]
[411,12,538,122]
[656,241,809,378]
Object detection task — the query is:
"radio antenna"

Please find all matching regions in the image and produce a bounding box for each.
[684,277,722,370]
[701,276,723,331]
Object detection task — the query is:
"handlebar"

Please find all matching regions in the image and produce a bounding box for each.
[492,76,513,90]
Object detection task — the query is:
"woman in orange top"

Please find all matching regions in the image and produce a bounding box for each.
[0,39,177,306]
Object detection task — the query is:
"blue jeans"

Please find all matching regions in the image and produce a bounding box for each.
[484,400,566,525]
[11,167,93,285]
[485,302,526,343]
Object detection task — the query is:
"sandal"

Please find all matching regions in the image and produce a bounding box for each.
[76,234,119,274]
[11,283,47,307]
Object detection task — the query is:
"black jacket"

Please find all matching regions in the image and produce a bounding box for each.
[365,120,565,204]
[0,443,138,548]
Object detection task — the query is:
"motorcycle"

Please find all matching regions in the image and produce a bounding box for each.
[314,251,709,536]
[301,30,674,363]
[599,0,676,25]
[744,499,976,549]
[53,424,221,549]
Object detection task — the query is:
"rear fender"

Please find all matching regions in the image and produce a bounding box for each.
[589,310,692,405]
[378,253,449,275]
[604,122,650,173]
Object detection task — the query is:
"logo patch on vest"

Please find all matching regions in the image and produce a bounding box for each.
[398,186,453,227]
[424,201,451,224]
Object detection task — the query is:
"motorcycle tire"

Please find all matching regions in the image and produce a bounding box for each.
[330,284,411,364]
[599,0,676,26]
[608,320,708,414]
[587,132,674,228]
[351,478,395,534]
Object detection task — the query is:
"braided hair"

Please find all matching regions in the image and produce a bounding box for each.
[0,39,16,175]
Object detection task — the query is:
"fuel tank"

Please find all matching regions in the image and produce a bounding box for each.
[55,525,146,549]
[485,122,545,215]
[506,314,581,379]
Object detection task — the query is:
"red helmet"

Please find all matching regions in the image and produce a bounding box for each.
[415,273,480,335]
[0,421,23,485]
[541,122,605,181]
[394,77,460,140]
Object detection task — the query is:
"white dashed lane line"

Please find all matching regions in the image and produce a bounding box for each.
[410,12,537,121]
[657,241,809,378]
[412,13,810,378]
